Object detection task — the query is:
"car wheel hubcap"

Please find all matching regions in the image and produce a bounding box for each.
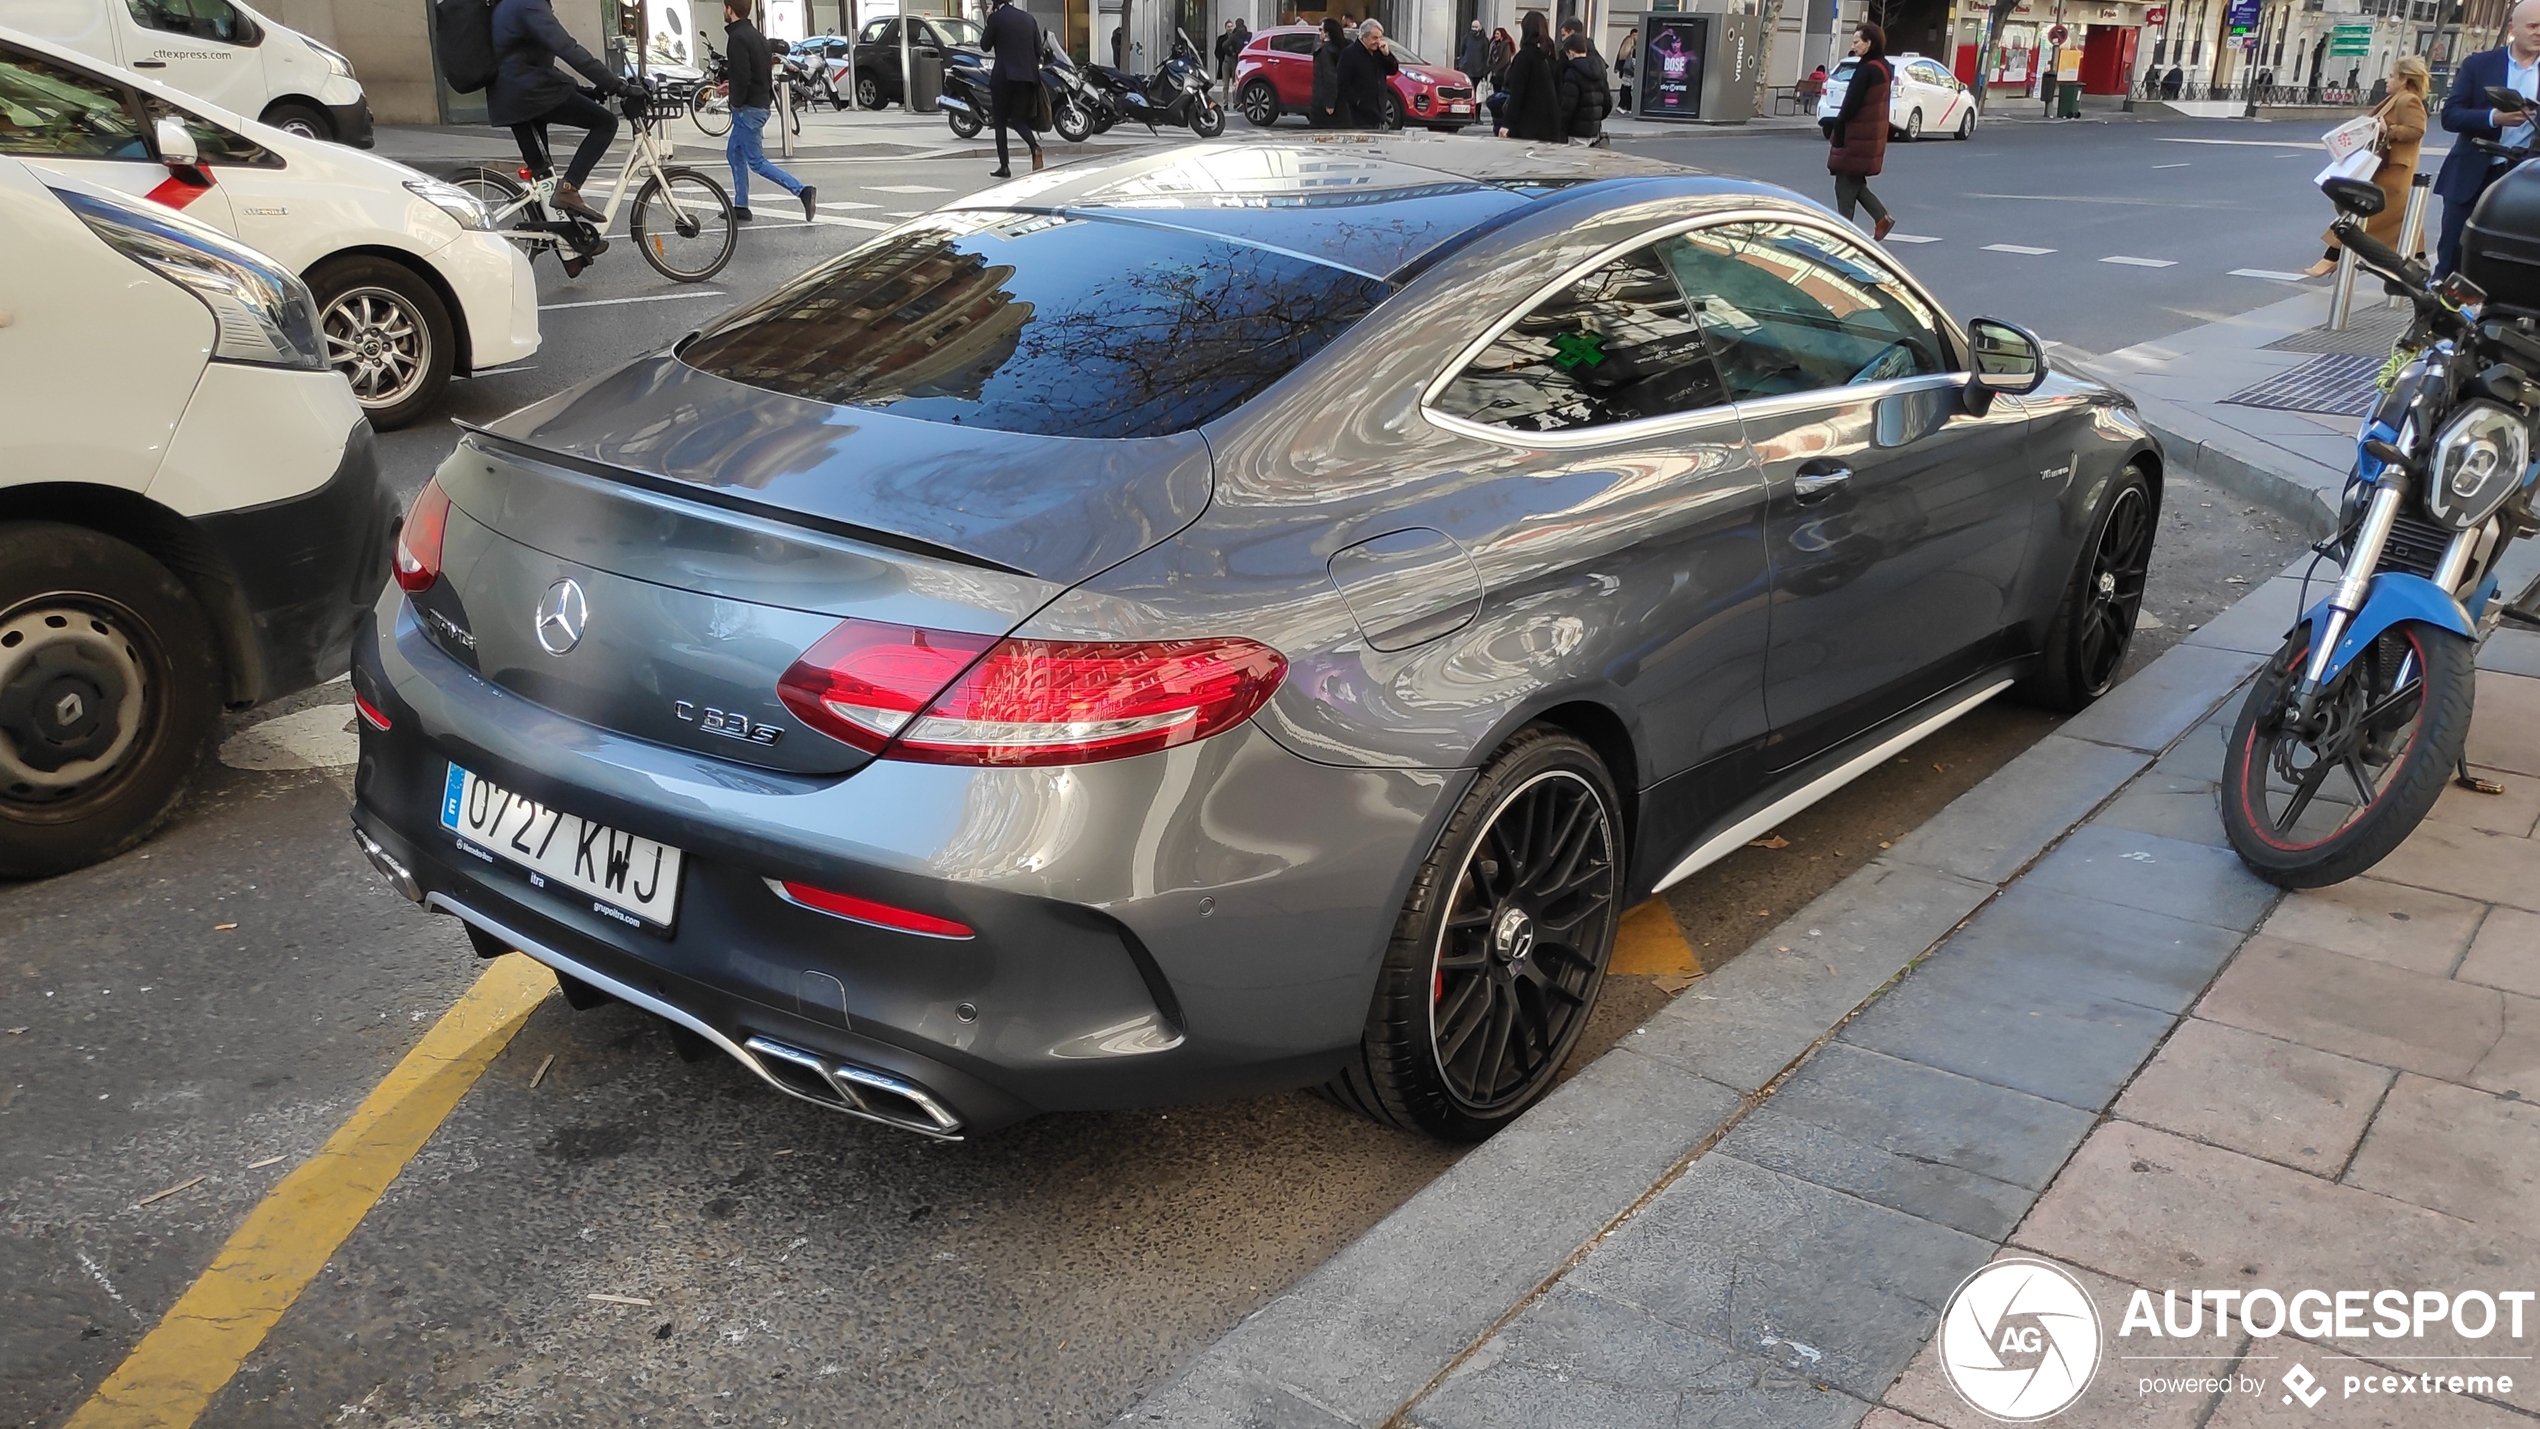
[323,287,430,409]
[2079,484,2152,694]
[0,602,148,803]
[1428,769,1615,1114]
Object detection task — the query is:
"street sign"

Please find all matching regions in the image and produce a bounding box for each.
[2225,0,2260,31]
[2330,21,2371,55]
[2144,5,2166,22]
[2046,23,2067,43]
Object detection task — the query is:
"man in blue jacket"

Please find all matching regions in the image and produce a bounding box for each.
[489,0,629,224]
[2435,0,2540,274]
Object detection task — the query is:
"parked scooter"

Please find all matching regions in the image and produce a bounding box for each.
[1085,27,1223,138]
[938,49,993,138]
[941,34,1105,143]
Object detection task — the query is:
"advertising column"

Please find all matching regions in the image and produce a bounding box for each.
[1639,16,1707,118]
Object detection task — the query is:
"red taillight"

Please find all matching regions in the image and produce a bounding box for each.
[776,619,1286,767]
[770,879,974,938]
[394,478,451,593]
[354,693,392,731]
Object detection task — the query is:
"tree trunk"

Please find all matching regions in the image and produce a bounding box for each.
[1752,0,1784,116]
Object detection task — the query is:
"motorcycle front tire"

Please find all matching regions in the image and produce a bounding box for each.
[1190,98,1225,138]
[948,106,982,138]
[1056,99,1093,142]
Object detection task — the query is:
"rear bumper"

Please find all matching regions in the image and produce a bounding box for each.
[350,596,1460,1134]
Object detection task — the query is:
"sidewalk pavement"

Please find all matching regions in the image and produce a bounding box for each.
[1120,568,2540,1429]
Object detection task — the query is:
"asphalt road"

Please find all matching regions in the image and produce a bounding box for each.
[3,117,2318,1428]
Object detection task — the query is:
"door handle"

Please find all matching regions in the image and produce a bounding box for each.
[133,59,167,67]
[1792,463,1853,501]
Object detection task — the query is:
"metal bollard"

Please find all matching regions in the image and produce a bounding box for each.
[2330,243,2360,330]
[779,76,794,158]
[2387,171,2433,307]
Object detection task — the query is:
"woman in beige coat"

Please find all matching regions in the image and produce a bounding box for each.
[2308,56,2431,276]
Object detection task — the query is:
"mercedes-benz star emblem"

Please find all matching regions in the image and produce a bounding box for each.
[535,578,587,656]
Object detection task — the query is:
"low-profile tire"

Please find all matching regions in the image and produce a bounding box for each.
[2020,462,2156,712]
[1238,79,1281,126]
[260,100,332,141]
[1326,727,1622,1141]
[307,254,454,431]
[0,523,220,879]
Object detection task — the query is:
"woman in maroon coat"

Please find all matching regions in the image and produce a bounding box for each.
[1825,23,1895,240]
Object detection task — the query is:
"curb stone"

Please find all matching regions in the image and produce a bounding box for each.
[1114,549,2320,1429]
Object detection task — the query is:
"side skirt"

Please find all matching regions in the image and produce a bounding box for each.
[1648,669,2019,896]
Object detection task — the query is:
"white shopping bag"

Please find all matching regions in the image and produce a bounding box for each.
[2321,112,2383,162]
[2314,144,2381,188]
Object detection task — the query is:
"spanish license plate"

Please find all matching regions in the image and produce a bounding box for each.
[1450,102,1471,113]
[441,763,682,931]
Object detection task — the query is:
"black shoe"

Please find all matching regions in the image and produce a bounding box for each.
[734,206,754,222]
[989,167,1012,178]
[561,253,587,278]
[799,186,818,221]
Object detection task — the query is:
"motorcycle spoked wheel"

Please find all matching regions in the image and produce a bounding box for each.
[2219,620,2474,888]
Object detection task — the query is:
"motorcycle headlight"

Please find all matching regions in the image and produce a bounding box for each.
[52,185,325,371]
[2425,400,2531,529]
[405,177,491,230]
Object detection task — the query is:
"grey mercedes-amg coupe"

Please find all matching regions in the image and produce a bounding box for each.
[351,135,2161,1141]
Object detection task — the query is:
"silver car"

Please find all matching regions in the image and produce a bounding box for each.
[352,136,2160,1141]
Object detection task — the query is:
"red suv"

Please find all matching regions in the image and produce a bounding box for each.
[1232,25,1477,131]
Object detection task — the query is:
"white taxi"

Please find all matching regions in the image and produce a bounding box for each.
[1816,52,1978,142]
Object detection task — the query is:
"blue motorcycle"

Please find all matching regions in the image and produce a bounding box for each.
[2220,152,2540,886]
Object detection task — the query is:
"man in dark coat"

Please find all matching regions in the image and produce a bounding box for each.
[1215,20,1240,79]
[983,0,1045,176]
[1309,17,1345,125]
[1555,30,1610,143]
[1457,20,1489,84]
[490,0,628,221]
[1337,19,1400,127]
[1825,22,1893,238]
[1495,12,1560,140]
[2434,0,2540,274]
[721,0,812,221]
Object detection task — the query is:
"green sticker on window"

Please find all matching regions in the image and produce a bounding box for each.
[1551,329,1607,371]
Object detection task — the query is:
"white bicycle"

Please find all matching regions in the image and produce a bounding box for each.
[450,85,737,283]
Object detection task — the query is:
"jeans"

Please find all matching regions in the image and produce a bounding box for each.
[510,91,618,189]
[726,106,802,211]
[1833,174,1890,227]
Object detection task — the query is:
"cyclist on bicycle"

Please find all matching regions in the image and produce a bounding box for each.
[490,0,632,224]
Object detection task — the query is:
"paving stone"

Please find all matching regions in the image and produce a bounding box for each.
[2457,907,2540,998]
[2464,671,2540,778]
[2254,878,2485,977]
[2471,991,2540,1099]
[1883,736,2153,885]
[1719,1108,2040,1241]
[2147,717,2232,785]
[1750,1042,2096,1192]
[1925,881,2247,1016]
[1629,860,1993,1094]
[2195,936,2504,1080]
[2479,628,2540,679]
[2013,1122,2540,1362]
[2343,1073,2540,1227]
[2370,822,2540,913]
[1883,1257,2241,1429]
[1841,958,2174,1111]
[2094,776,2229,849]
[2179,576,2311,657]
[2427,764,2540,839]
[2205,1340,2538,1428]
[1861,1409,1946,1429]
[1410,1284,1872,1429]
[1566,1153,1995,1401]
[2112,1017,2392,1174]
[2058,644,2267,755]
[2018,823,2279,933]
[1118,1048,1743,1428]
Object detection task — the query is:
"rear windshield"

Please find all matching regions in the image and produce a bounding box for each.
[678,213,1387,439]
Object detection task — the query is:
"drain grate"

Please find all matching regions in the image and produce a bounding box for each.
[2265,308,2410,356]
[2220,353,2386,416]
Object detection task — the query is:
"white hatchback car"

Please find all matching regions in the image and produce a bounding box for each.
[1816,52,1977,142]
[1,25,539,428]
[0,155,393,876]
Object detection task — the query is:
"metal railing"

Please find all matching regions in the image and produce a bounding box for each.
[2139,73,2367,105]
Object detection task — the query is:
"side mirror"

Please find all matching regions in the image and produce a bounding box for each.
[1968,317,2048,395]
[2486,84,2532,113]
[2323,175,2385,216]
[154,114,198,168]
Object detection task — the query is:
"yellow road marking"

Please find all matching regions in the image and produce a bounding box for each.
[1608,898,1698,977]
[69,953,555,1429]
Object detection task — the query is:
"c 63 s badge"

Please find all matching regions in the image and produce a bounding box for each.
[675,701,784,746]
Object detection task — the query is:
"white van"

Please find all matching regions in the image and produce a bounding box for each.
[5,0,373,145]
[0,154,391,877]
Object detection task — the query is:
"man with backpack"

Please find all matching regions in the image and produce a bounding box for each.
[475,0,632,223]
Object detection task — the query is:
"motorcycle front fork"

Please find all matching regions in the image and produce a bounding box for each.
[2296,480,2405,722]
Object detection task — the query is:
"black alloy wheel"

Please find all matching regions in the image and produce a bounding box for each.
[1381,90,1405,129]
[1329,727,1621,1140]
[1239,79,1280,126]
[2025,464,2156,710]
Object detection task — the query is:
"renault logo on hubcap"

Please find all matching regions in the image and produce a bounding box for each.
[535,578,588,656]
[1492,905,1535,965]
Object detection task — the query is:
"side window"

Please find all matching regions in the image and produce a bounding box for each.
[1431,244,1728,434]
[138,92,277,165]
[1271,33,1316,54]
[862,19,896,45]
[0,47,148,159]
[125,0,258,44]
[1662,221,1948,400]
